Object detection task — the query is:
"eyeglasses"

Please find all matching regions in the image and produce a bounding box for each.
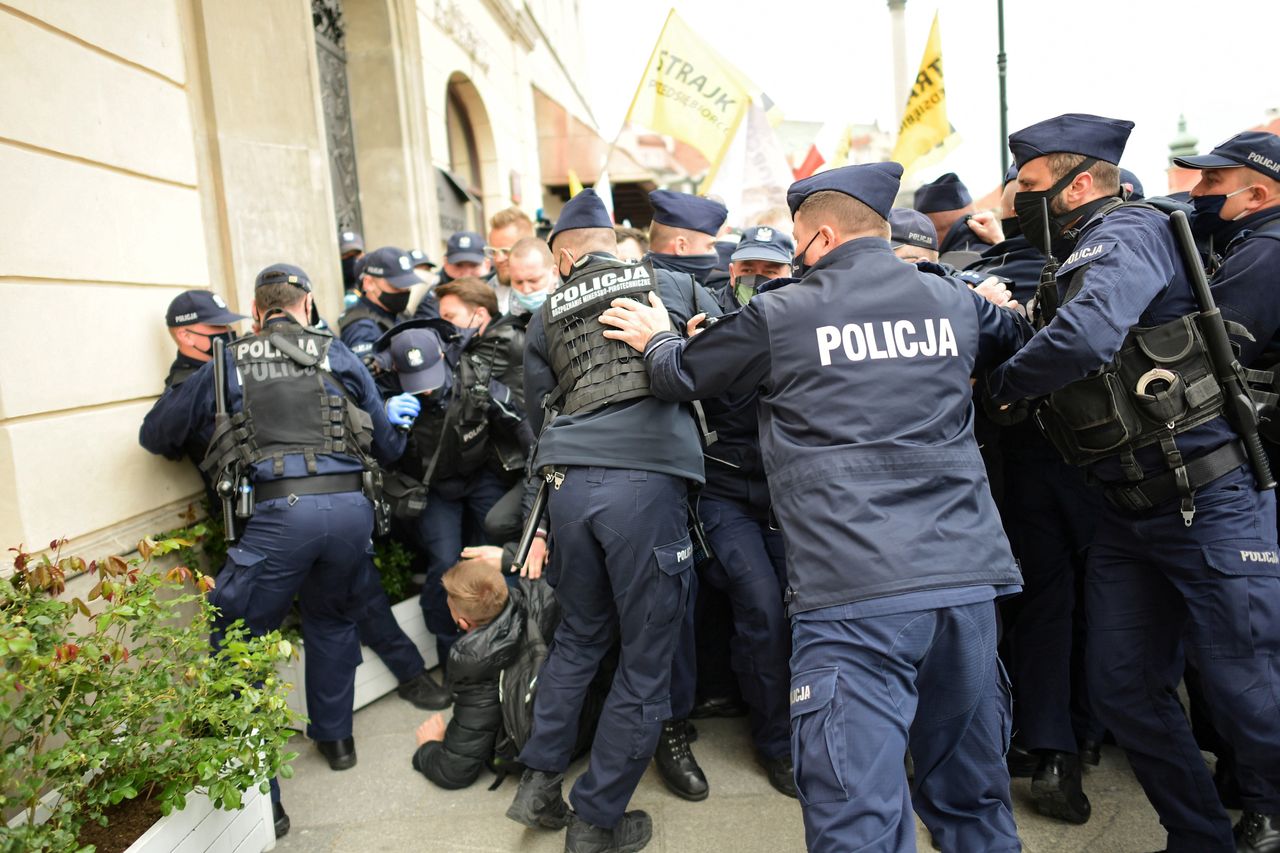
[483,245,513,259]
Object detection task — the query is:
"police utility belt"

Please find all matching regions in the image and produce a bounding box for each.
[1034,314,1245,523]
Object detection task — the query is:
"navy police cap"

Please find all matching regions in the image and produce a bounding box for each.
[1003,163,1019,185]
[1172,131,1280,182]
[339,229,363,254]
[408,248,437,269]
[1119,168,1145,199]
[648,189,728,236]
[914,173,972,214]
[787,161,904,221]
[548,188,613,244]
[1009,113,1134,170]
[388,327,447,395]
[255,263,313,293]
[731,226,794,265]
[445,232,485,265]
[888,208,938,250]
[362,246,423,288]
[165,289,248,327]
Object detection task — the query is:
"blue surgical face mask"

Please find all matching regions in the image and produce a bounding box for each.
[512,287,549,313]
[1190,185,1255,239]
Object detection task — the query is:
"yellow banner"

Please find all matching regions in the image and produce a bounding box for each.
[890,12,958,172]
[567,169,584,197]
[625,9,754,191]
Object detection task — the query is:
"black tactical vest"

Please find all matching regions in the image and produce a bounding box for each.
[541,256,656,416]
[338,303,394,336]
[404,354,491,484]
[204,321,374,478]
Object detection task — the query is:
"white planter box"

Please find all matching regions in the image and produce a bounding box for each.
[124,784,275,853]
[278,596,438,727]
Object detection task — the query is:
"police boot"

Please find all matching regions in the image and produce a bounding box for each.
[315,736,357,771]
[506,768,570,830]
[1006,743,1039,778]
[396,669,452,710]
[1237,811,1280,853]
[272,802,290,839]
[564,810,652,853]
[1030,751,1091,824]
[758,753,798,799]
[654,719,708,801]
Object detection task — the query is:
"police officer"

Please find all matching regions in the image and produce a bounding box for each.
[695,225,798,798]
[380,317,527,667]
[914,172,991,264]
[964,165,1044,306]
[987,113,1280,853]
[505,189,718,852]
[138,263,420,837]
[338,246,425,360]
[888,208,939,263]
[339,229,364,292]
[601,162,1026,853]
[646,189,730,288]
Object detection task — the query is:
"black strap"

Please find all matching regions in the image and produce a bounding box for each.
[1104,441,1246,514]
[254,472,363,502]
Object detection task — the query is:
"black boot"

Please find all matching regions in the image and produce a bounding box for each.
[1006,743,1039,778]
[272,802,290,838]
[653,719,708,801]
[564,810,652,853]
[1237,811,1280,853]
[1078,737,1102,767]
[1030,751,1091,824]
[396,669,452,710]
[315,736,357,771]
[758,753,798,799]
[506,768,570,830]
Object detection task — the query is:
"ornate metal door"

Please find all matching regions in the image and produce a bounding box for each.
[313,0,363,236]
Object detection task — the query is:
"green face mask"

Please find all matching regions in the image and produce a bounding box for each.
[733,274,769,306]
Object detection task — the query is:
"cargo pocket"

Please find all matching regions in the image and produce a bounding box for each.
[789,667,848,806]
[210,545,267,621]
[648,536,694,627]
[995,656,1014,756]
[629,697,672,759]
[1201,542,1280,659]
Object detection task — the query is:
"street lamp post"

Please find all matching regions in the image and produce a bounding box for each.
[997,0,1009,176]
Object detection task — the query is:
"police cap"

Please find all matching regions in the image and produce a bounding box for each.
[165,289,248,327]
[1172,131,1280,182]
[914,173,972,213]
[547,188,613,244]
[444,232,485,265]
[1003,163,1019,185]
[1119,168,1145,199]
[787,161,904,221]
[731,226,794,265]
[388,327,447,395]
[1009,113,1134,170]
[255,263,313,293]
[362,247,423,289]
[339,229,364,254]
[888,208,938,250]
[648,189,728,236]
[408,248,437,270]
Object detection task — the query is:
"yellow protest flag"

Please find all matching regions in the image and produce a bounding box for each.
[624,9,754,192]
[567,169,584,197]
[890,12,960,172]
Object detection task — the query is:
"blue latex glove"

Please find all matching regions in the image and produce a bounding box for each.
[385,393,421,428]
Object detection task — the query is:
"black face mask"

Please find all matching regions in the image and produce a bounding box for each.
[792,232,822,277]
[999,216,1021,240]
[341,256,360,289]
[379,289,411,315]
[1014,157,1097,258]
[191,329,236,355]
[652,252,719,284]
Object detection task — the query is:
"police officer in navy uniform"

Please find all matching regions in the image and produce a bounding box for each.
[693,224,798,798]
[339,246,425,360]
[505,189,719,853]
[138,263,421,838]
[914,172,991,264]
[887,208,939,262]
[339,229,364,292]
[602,162,1026,853]
[987,114,1280,853]
[646,189,731,290]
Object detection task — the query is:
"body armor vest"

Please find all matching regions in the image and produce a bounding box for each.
[338,303,394,336]
[542,257,656,416]
[405,359,490,485]
[202,321,375,479]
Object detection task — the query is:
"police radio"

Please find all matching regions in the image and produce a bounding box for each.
[1032,198,1060,329]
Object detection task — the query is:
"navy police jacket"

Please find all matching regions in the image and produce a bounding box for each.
[965,233,1044,306]
[339,296,400,360]
[641,237,1027,615]
[987,203,1237,482]
[524,254,720,482]
[139,317,407,481]
[1211,207,1280,368]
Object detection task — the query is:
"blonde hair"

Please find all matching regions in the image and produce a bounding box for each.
[441,558,509,626]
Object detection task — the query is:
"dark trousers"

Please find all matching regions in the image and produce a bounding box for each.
[519,467,692,830]
[1087,466,1280,852]
[413,469,507,661]
[353,563,424,683]
[211,492,372,742]
[1000,451,1101,753]
[790,599,1019,853]
[696,495,790,759]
